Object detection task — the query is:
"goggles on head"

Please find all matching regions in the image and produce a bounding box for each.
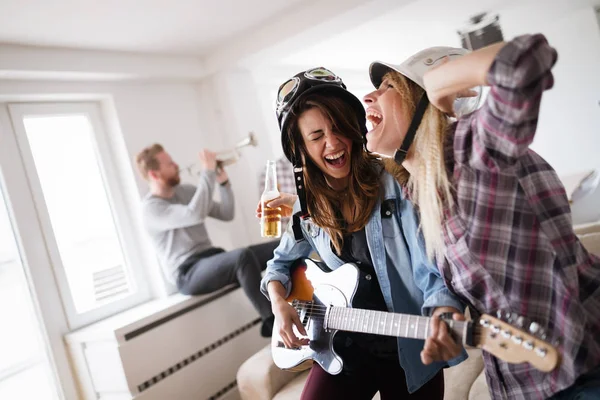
[276,67,344,117]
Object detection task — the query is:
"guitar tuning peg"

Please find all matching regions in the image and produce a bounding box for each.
[505,312,514,322]
[529,321,540,335]
[535,324,546,335]
[516,315,525,328]
[496,309,504,319]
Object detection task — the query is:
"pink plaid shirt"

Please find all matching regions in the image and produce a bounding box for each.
[440,34,600,399]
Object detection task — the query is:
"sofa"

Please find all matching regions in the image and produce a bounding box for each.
[237,344,490,400]
[237,222,600,400]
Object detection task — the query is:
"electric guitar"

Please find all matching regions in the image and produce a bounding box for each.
[272,258,560,375]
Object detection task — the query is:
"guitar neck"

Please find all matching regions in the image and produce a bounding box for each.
[326,306,471,344]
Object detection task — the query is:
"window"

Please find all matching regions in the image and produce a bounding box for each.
[8,103,151,328]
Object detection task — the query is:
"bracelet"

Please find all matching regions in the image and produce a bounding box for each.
[219,179,229,187]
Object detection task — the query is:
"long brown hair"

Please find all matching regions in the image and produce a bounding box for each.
[286,93,381,255]
[383,71,454,260]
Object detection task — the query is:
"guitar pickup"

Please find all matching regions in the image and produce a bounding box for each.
[276,341,302,350]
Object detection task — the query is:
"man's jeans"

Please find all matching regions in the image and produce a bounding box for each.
[176,240,279,321]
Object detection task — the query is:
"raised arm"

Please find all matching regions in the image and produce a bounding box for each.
[143,170,218,231]
[423,42,506,112]
[208,178,235,221]
[424,34,557,170]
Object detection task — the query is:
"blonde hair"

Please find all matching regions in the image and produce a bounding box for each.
[383,72,454,260]
[135,143,164,180]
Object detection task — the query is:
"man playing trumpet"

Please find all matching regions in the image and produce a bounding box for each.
[136,144,276,337]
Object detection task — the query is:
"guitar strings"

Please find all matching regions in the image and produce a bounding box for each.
[291,303,432,323]
[291,302,464,331]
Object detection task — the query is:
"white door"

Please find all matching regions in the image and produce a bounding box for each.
[0,108,69,398]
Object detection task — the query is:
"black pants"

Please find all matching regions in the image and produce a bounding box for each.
[176,240,278,321]
[301,360,444,400]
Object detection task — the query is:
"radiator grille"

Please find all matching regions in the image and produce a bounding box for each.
[208,381,237,400]
[137,317,261,393]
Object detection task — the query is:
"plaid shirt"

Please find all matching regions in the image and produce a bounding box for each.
[259,156,295,228]
[440,34,600,399]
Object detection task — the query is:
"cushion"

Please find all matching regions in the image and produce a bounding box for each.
[272,371,310,400]
[237,345,305,400]
[444,348,485,400]
[580,232,600,257]
[468,371,492,400]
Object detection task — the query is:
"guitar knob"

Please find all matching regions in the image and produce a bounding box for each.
[535,347,548,357]
[529,322,540,334]
[537,328,547,340]
[512,335,523,345]
[506,312,515,323]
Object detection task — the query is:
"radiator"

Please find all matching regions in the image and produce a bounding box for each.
[66,285,269,400]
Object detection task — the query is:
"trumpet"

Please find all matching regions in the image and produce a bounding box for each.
[179,132,258,176]
[216,132,258,167]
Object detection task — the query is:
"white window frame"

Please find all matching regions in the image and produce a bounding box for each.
[0,105,76,399]
[7,102,152,329]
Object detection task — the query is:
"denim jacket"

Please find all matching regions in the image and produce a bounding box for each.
[260,170,466,393]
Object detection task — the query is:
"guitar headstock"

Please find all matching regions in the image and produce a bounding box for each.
[473,313,560,372]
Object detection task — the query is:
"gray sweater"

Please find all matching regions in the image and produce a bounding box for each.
[141,170,234,282]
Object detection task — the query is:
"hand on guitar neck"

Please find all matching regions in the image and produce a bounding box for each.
[422,307,465,365]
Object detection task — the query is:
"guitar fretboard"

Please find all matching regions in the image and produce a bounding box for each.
[326,306,468,342]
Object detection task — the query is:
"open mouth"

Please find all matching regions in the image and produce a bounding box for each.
[324,150,347,167]
[366,109,383,130]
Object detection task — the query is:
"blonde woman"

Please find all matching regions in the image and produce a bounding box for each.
[363,34,600,399]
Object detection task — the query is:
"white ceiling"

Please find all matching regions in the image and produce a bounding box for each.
[0,0,306,56]
[0,0,598,81]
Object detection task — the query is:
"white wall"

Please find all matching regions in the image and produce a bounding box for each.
[500,4,600,176]
[204,69,282,245]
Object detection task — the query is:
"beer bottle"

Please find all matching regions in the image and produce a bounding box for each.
[261,160,282,238]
